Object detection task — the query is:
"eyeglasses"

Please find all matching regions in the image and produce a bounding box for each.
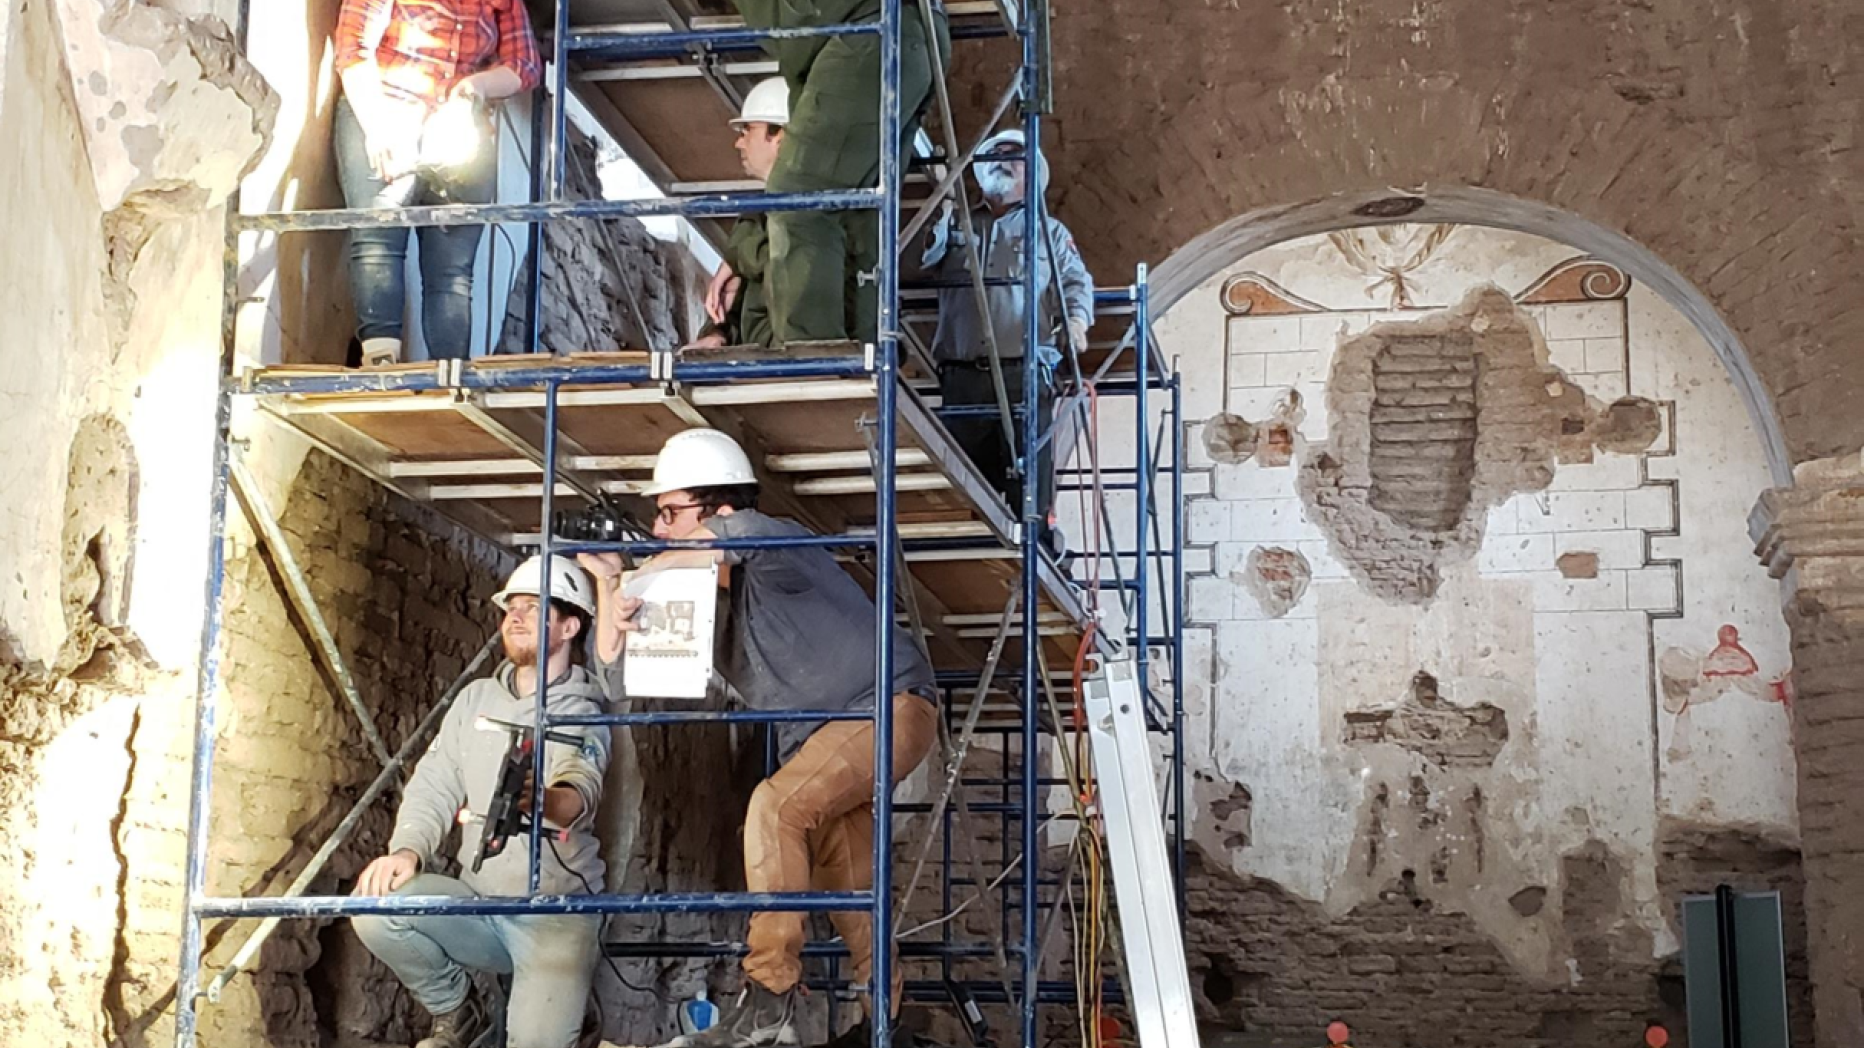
[655,501,703,524]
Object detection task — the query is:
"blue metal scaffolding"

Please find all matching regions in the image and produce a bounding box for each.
[176,2,1186,1047]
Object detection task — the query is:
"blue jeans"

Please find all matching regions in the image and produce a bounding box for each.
[351,874,602,1048]
[334,95,496,360]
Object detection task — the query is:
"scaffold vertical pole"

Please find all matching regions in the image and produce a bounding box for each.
[175,1,251,1041]
[872,0,904,1041]
[1171,373,1188,908]
[529,380,563,894]
[548,0,571,200]
[524,84,549,356]
[1134,266,1152,707]
[1017,4,1044,1044]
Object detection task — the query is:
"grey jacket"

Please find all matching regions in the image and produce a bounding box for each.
[389,662,612,896]
[917,202,1095,364]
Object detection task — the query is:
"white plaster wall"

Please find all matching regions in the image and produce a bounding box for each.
[1126,225,1796,977]
[0,0,114,665]
[0,0,226,670]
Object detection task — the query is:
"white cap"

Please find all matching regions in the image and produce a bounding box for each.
[643,429,758,497]
[732,78,791,128]
[494,555,597,616]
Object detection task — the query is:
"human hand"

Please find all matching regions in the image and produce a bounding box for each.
[516,767,537,813]
[365,121,419,181]
[576,552,626,586]
[705,264,739,323]
[684,332,728,351]
[450,73,484,103]
[1067,316,1091,355]
[614,594,644,633]
[354,849,420,895]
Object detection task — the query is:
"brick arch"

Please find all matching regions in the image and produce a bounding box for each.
[1037,0,1864,467]
[1145,186,1793,484]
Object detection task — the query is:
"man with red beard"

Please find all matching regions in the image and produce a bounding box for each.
[351,555,612,1048]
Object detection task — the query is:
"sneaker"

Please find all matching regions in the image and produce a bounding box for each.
[360,336,403,368]
[660,982,800,1048]
[416,989,489,1048]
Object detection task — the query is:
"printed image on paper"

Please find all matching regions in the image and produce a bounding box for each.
[622,566,719,699]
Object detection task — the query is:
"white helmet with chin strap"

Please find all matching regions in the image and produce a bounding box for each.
[643,429,758,497]
[732,78,791,128]
[494,555,597,617]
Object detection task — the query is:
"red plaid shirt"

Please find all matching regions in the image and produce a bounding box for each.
[335,0,541,108]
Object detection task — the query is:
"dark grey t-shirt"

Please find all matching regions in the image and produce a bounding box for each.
[708,509,937,763]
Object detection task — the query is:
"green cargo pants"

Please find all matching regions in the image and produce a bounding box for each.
[763,12,949,345]
[725,216,774,347]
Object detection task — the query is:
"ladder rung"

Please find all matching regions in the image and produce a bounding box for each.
[551,709,873,727]
[194,890,872,919]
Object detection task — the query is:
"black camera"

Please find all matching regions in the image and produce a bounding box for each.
[553,503,636,544]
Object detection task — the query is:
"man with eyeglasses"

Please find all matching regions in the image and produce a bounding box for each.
[579,428,937,1048]
[915,127,1095,536]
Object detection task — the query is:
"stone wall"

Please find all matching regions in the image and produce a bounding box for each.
[0,2,714,1045]
[498,120,707,355]
[1751,455,1864,1044]
[204,450,511,1047]
[1029,0,1864,466]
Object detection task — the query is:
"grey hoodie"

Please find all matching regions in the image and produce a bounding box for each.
[388,662,612,897]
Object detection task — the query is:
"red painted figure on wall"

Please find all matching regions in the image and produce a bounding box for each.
[1658,624,1793,758]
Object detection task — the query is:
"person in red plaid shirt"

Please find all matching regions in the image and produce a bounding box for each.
[333,0,540,366]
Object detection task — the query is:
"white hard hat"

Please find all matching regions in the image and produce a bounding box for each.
[978,128,1049,194]
[732,78,790,128]
[643,429,757,496]
[494,555,597,617]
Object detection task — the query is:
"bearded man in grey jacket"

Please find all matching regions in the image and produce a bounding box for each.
[351,554,616,1048]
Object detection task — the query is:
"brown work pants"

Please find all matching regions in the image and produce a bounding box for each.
[743,692,940,1000]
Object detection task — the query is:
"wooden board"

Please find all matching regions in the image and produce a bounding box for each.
[253,354,1090,671]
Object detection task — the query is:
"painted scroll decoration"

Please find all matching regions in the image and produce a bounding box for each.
[1220,272,1325,316]
[1515,257,1632,304]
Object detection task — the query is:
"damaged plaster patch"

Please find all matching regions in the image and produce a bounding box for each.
[1509,885,1548,917]
[55,1,276,212]
[53,0,278,331]
[1343,671,1509,768]
[1559,839,1653,981]
[1257,390,1305,468]
[1557,551,1600,579]
[1200,391,1306,468]
[1193,771,1254,851]
[1202,413,1259,465]
[1591,396,1663,454]
[1234,546,1311,618]
[1298,287,1594,602]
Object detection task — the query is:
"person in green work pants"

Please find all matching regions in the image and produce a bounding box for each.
[690,77,791,349]
[735,0,950,345]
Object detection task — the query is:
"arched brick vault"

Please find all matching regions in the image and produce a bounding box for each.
[977,0,1864,466]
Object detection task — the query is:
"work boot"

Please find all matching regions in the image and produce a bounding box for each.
[661,982,800,1048]
[415,990,489,1048]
